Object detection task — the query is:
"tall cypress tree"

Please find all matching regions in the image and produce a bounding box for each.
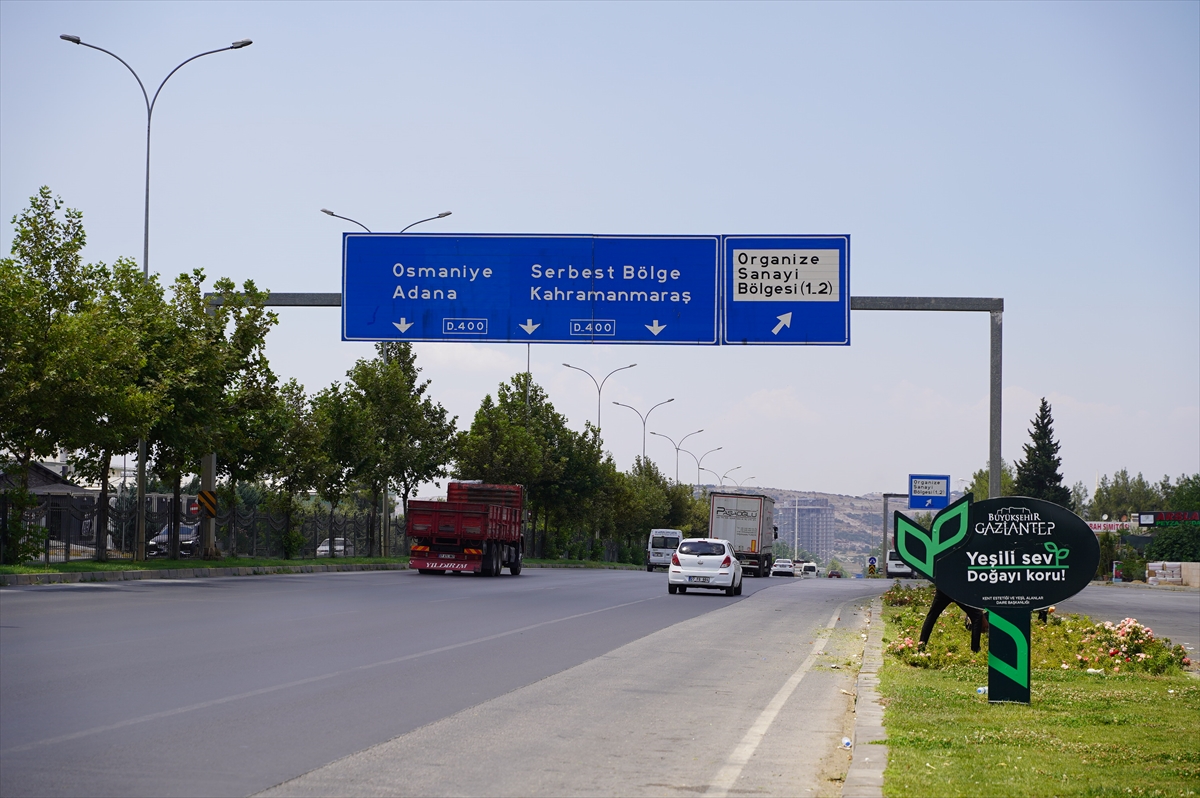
[1013,398,1072,506]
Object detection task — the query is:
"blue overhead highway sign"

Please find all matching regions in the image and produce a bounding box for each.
[722,235,850,345]
[342,234,720,344]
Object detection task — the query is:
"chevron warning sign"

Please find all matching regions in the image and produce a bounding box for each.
[197,490,217,518]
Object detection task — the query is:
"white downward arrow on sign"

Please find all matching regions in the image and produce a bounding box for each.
[771,312,792,335]
[393,318,414,333]
[645,320,666,336]
[519,319,540,335]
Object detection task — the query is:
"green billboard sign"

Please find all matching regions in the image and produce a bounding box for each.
[895,495,1100,703]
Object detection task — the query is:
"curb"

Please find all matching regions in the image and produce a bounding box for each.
[0,562,407,586]
[843,595,887,798]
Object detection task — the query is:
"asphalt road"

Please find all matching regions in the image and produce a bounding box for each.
[0,569,884,797]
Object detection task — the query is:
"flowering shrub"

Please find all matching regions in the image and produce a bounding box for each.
[1071,617,1190,675]
[885,596,984,669]
[882,581,935,607]
[884,591,1190,674]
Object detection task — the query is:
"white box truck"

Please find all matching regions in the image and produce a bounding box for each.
[708,492,776,577]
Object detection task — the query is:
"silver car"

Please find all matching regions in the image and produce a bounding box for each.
[668,538,743,596]
[316,538,355,557]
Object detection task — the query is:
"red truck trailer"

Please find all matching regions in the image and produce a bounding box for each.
[407,482,525,576]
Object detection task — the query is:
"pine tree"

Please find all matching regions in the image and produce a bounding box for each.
[1013,398,1072,506]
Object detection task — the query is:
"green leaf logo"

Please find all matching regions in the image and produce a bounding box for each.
[896,514,935,579]
[895,494,971,579]
[988,611,1030,688]
[1044,541,1069,567]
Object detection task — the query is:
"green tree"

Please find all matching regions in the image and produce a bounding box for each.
[1012,398,1071,506]
[0,187,98,486]
[349,343,456,555]
[147,272,279,558]
[312,381,368,558]
[1068,481,1091,518]
[1146,526,1200,562]
[1164,473,1200,511]
[967,460,1014,501]
[1092,469,1161,521]
[66,257,167,560]
[0,188,162,563]
[612,457,673,564]
[456,374,575,556]
[266,379,322,558]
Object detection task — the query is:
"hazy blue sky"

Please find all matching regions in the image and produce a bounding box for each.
[2,1,1197,498]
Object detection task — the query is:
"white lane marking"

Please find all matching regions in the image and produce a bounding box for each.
[0,593,663,754]
[706,601,846,797]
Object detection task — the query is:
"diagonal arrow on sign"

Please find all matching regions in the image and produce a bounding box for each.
[645,320,667,336]
[771,312,792,335]
[519,319,540,335]
[393,318,414,333]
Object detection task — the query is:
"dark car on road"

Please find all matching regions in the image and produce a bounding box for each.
[147,524,199,557]
[827,569,842,578]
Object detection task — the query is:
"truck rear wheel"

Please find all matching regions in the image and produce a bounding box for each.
[492,545,502,576]
[509,547,522,576]
[480,543,494,577]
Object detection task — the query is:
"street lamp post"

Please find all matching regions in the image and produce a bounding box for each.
[682,446,722,487]
[612,399,674,460]
[649,429,702,484]
[60,34,253,562]
[733,475,756,489]
[721,466,743,486]
[320,208,453,557]
[561,363,636,430]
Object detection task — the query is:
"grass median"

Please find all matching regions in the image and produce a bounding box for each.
[878,584,1199,797]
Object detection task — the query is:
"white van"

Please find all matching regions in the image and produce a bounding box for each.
[646,529,684,572]
[886,550,914,578]
[799,561,818,578]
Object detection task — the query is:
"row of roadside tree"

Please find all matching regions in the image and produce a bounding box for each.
[1,187,706,564]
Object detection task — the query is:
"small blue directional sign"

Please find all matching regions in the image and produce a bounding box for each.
[908,474,951,510]
[342,234,719,344]
[722,235,850,345]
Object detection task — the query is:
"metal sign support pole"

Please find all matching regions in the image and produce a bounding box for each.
[851,297,1004,499]
[200,453,217,557]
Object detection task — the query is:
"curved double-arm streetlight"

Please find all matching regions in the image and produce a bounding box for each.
[649,428,702,485]
[721,466,743,486]
[682,446,722,487]
[612,398,673,461]
[320,209,451,234]
[318,208,449,557]
[562,363,636,430]
[732,475,757,489]
[60,33,252,562]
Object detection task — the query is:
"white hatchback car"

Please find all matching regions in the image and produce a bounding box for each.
[668,538,743,596]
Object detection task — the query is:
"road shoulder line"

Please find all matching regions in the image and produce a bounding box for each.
[705,600,846,798]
